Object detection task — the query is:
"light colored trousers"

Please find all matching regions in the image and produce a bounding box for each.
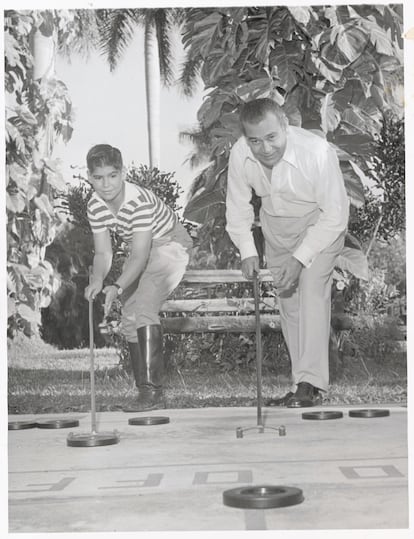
[120,221,192,342]
[261,208,345,391]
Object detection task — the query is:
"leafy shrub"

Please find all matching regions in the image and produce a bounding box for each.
[163,332,290,376]
[343,234,406,318]
[341,314,405,364]
[349,113,405,245]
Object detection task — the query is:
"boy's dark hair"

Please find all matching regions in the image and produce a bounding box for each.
[86,144,123,172]
[239,98,287,132]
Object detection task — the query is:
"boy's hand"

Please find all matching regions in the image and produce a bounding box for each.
[84,277,103,301]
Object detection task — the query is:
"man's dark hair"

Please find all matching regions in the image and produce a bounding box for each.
[86,144,123,172]
[239,98,287,131]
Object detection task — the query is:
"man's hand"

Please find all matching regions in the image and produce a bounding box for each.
[84,277,103,302]
[241,256,260,280]
[274,256,303,292]
[102,285,119,316]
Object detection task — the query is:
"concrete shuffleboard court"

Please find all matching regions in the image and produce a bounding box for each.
[8,405,409,533]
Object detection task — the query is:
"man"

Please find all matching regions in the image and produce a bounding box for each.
[226,98,349,407]
[84,144,192,412]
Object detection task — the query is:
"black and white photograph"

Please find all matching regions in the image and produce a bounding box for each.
[3,0,413,536]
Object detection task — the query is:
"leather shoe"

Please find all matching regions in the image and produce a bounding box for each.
[266,391,294,407]
[287,382,322,408]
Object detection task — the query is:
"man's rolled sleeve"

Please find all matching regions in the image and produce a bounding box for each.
[225,144,258,260]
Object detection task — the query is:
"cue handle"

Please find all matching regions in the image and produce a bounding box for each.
[88,267,97,434]
[253,271,263,427]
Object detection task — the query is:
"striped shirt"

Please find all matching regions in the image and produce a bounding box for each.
[87,181,177,244]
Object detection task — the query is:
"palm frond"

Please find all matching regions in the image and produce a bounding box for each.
[188,169,209,198]
[57,10,100,61]
[180,126,213,169]
[96,8,139,71]
[178,52,203,97]
[153,9,174,86]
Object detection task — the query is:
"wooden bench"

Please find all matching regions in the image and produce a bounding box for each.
[161,269,280,334]
[160,270,352,376]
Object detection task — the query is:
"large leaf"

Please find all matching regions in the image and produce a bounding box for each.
[332,82,356,111]
[236,77,273,100]
[334,23,369,64]
[342,107,373,134]
[336,246,369,280]
[311,56,342,83]
[348,159,372,189]
[6,191,26,213]
[43,158,67,192]
[338,79,368,109]
[8,296,17,318]
[7,162,29,190]
[190,13,223,58]
[330,5,356,25]
[344,232,363,250]
[17,302,41,325]
[383,5,403,48]
[16,105,38,126]
[220,113,243,141]
[202,53,235,87]
[183,188,225,224]
[340,161,365,208]
[5,120,27,157]
[287,6,312,26]
[4,31,23,69]
[332,133,373,156]
[249,9,286,65]
[198,92,231,128]
[271,43,297,92]
[320,93,341,134]
[7,268,18,294]
[360,19,394,56]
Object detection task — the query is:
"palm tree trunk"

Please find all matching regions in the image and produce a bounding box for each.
[30,25,56,157]
[144,20,161,169]
[30,28,56,80]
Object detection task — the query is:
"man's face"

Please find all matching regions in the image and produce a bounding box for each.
[243,111,288,168]
[88,165,124,204]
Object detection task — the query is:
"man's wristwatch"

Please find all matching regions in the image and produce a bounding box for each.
[112,283,123,295]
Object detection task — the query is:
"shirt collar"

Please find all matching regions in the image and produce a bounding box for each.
[243,126,299,169]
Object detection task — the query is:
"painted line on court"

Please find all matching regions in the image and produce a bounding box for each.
[8,455,408,475]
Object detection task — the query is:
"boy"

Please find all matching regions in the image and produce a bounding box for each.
[84,144,192,412]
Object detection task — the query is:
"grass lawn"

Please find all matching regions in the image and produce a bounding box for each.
[8,336,407,414]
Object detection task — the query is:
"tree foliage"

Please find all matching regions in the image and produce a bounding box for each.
[179,5,403,275]
[5,10,77,337]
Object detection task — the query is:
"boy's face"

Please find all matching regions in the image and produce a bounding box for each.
[88,165,124,204]
[243,111,288,168]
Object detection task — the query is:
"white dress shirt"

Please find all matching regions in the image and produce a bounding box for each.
[225,125,350,267]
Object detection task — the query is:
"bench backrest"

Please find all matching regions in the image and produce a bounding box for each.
[161,269,280,334]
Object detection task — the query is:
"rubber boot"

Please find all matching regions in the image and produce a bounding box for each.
[127,341,140,385]
[123,325,166,412]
